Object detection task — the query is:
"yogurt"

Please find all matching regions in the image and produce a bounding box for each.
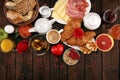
[4,25,14,34]
[83,12,101,30]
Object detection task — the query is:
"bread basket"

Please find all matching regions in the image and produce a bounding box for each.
[4,0,39,26]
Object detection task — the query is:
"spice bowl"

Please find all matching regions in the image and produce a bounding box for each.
[29,34,50,56]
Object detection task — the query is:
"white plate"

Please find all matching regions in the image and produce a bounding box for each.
[54,18,67,24]
[85,0,91,15]
[52,0,91,24]
[63,38,95,51]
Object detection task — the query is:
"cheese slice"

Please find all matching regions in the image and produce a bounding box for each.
[52,0,71,23]
[52,11,64,20]
[53,0,66,10]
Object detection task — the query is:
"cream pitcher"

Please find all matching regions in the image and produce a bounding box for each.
[29,18,56,34]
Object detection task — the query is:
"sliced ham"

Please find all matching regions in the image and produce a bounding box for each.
[66,0,88,19]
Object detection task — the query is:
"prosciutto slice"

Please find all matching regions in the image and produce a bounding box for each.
[66,0,88,19]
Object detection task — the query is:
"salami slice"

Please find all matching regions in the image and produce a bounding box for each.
[66,0,88,19]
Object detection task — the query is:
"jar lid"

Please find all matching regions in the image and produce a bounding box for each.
[83,12,101,30]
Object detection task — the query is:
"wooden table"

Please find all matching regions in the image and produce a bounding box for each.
[0,0,120,80]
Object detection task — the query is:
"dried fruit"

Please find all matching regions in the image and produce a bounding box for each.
[73,27,84,39]
[69,48,80,60]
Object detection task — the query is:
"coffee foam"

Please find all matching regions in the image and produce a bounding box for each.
[46,29,61,44]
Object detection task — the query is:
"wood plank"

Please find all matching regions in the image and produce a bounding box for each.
[6,52,16,80]
[85,53,102,80]
[0,0,10,27]
[16,51,33,80]
[0,53,6,80]
[49,48,67,80]
[49,54,59,80]
[0,0,7,80]
[68,53,85,80]
[101,0,119,80]
[33,52,50,80]
[85,0,102,80]
[58,56,68,80]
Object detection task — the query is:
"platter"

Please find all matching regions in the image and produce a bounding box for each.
[52,0,91,24]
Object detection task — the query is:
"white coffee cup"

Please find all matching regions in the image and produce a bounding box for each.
[46,29,63,44]
[39,6,53,18]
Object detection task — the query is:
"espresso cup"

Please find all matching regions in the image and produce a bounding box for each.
[39,6,53,18]
[46,29,61,44]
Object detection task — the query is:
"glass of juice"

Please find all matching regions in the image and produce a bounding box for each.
[0,38,14,53]
[102,10,117,23]
[108,24,120,40]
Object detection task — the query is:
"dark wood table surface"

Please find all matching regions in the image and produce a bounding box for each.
[0,0,120,80]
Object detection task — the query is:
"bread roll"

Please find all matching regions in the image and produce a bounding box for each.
[7,10,23,24]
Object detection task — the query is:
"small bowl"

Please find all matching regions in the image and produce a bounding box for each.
[63,48,80,65]
[102,10,117,23]
[4,0,39,26]
[29,34,50,56]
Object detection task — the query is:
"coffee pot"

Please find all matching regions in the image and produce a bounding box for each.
[29,18,56,34]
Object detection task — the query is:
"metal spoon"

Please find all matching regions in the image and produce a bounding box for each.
[110,5,120,16]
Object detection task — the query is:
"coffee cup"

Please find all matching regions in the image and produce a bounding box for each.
[46,29,63,44]
[39,6,53,18]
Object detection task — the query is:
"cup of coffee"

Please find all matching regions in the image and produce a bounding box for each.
[46,29,62,44]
